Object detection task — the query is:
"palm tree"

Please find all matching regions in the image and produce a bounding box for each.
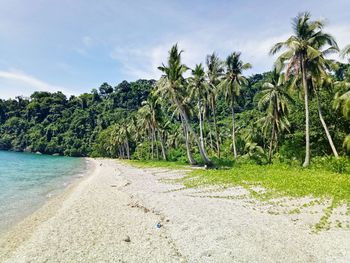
[258,69,292,162]
[188,64,209,155]
[109,123,131,159]
[270,12,338,167]
[308,58,339,158]
[206,53,224,157]
[157,44,212,166]
[219,52,251,159]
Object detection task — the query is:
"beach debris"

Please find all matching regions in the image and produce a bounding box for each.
[110,185,117,187]
[123,235,131,242]
[156,222,162,228]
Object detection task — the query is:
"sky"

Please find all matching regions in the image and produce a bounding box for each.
[0,0,349,99]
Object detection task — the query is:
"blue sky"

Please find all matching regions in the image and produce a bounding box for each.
[0,0,349,98]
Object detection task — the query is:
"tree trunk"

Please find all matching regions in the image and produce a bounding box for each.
[211,97,221,157]
[209,127,214,152]
[155,128,159,160]
[151,128,154,160]
[198,102,205,151]
[316,91,339,158]
[231,104,238,160]
[147,133,151,160]
[301,57,310,168]
[176,97,212,166]
[157,129,167,160]
[125,140,130,159]
[268,122,276,163]
[181,116,197,165]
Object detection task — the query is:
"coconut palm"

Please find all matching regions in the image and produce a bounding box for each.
[206,53,224,157]
[258,69,292,162]
[307,56,340,158]
[157,44,212,166]
[138,94,167,160]
[270,12,338,167]
[219,51,251,159]
[188,64,210,155]
[109,123,130,159]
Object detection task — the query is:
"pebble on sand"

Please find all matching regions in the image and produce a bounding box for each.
[123,235,131,242]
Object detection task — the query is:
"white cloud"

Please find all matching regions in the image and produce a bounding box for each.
[111,21,350,80]
[110,29,291,80]
[0,69,75,98]
[327,24,350,61]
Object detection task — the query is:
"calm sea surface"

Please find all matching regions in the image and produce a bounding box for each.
[0,151,87,234]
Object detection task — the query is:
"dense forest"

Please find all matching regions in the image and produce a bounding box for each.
[1,12,350,168]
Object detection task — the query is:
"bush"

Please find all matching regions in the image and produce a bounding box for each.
[311,156,350,174]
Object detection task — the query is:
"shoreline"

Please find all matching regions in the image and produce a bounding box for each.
[1,159,350,262]
[0,158,97,260]
[0,152,89,236]
[0,159,184,262]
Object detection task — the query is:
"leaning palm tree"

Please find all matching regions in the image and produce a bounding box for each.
[188,64,209,154]
[219,52,251,159]
[258,69,292,162]
[270,12,338,167]
[157,44,212,166]
[308,57,339,158]
[206,53,224,157]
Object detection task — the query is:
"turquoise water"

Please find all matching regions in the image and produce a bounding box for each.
[0,151,87,234]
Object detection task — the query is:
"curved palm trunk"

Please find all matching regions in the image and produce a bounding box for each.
[181,116,197,165]
[231,105,238,160]
[301,57,310,167]
[175,96,212,166]
[316,91,339,158]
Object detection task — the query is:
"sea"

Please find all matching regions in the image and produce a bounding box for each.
[0,151,87,234]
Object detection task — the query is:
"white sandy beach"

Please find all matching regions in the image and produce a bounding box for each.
[1,158,350,262]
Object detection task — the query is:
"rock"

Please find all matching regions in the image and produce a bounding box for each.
[123,235,131,242]
[24,147,32,152]
[36,151,42,155]
[52,153,60,156]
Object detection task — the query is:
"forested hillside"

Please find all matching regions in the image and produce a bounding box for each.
[1,12,350,168]
[0,80,154,156]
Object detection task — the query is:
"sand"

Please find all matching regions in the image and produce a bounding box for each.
[1,159,350,262]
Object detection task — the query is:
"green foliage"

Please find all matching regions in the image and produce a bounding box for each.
[124,159,188,169]
[180,163,350,205]
[1,12,350,171]
[311,156,350,174]
[0,80,154,156]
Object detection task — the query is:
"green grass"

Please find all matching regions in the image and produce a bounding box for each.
[123,159,189,169]
[179,163,350,205]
